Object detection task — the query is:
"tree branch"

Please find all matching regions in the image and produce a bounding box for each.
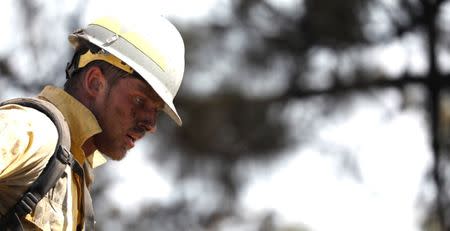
[282,73,433,99]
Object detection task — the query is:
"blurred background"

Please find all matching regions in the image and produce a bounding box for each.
[1,0,450,230]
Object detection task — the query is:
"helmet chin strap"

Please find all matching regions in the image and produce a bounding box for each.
[65,48,84,79]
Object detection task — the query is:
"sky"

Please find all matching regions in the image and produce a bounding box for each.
[82,0,228,24]
[240,94,432,231]
[0,0,436,230]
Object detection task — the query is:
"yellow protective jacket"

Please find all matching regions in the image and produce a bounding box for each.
[0,86,107,230]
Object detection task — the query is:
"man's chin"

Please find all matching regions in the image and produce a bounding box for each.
[100,148,127,161]
[110,151,127,161]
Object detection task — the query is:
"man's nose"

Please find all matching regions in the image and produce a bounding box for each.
[138,110,157,133]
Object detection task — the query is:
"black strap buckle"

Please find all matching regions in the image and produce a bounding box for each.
[56,145,73,165]
[16,192,39,216]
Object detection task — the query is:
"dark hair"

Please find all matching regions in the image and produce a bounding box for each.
[64,59,128,95]
[64,39,130,94]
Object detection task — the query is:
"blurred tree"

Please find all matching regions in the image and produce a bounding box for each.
[0,0,86,94]
[154,0,450,230]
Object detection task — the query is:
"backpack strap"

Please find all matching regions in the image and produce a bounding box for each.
[0,98,80,231]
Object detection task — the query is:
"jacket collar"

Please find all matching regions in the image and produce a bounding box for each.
[38,85,107,168]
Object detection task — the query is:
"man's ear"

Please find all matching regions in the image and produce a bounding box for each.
[83,66,106,97]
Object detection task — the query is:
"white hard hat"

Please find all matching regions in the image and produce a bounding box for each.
[68,15,185,126]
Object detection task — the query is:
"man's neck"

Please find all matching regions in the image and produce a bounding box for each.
[82,137,96,157]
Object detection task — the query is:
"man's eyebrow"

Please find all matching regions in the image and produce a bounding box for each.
[137,82,164,106]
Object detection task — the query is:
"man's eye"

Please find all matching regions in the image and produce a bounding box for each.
[134,97,144,105]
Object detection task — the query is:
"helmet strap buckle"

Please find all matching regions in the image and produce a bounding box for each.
[103,34,119,47]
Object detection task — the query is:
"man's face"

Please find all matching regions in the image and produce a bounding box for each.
[92,76,164,160]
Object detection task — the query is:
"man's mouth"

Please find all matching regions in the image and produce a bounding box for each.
[126,129,145,149]
[125,134,136,149]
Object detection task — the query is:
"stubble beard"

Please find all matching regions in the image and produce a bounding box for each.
[93,89,129,161]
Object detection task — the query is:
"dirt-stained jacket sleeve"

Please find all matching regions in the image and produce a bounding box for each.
[0,104,58,215]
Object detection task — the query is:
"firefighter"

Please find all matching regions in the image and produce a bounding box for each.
[0,15,185,230]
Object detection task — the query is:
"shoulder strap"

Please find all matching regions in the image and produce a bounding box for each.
[0,98,71,148]
[0,98,75,231]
